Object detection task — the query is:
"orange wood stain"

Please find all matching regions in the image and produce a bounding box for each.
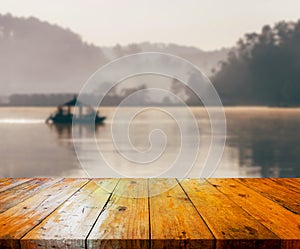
[0,178,299,249]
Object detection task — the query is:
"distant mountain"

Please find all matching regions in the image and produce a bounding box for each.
[102,42,229,76]
[0,13,229,94]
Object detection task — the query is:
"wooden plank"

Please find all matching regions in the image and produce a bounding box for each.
[290,178,300,183]
[271,178,300,194]
[0,178,60,213]
[238,178,300,215]
[87,179,149,249]
[21,179,118,249]
[0,178,89,249]
[0,178,8,183]
[209,178,300,249]
[179,179,280,249]
[0,178,30,192]
[149,178,214,249]
[0,177,299,248]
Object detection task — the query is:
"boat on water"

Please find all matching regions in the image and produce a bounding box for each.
[46,96,106,124]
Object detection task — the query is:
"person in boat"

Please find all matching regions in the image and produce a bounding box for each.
[57,106,63,115]
[46,96,106,124]
[56,105,72,117]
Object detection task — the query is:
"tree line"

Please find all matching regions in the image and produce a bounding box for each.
[1,13,300,106]
[212,20,300,106]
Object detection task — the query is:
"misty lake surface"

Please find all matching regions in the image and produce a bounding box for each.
[0,107,299,178]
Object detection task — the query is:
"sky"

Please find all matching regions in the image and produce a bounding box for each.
[1,0,300,50]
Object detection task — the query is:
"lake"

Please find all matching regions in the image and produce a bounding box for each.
[0,107,299,178]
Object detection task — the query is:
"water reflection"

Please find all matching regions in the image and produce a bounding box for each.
[47,123,103,139]
[225,108,300,177]
[0,107,299,177]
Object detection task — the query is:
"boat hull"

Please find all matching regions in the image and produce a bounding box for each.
[47,115,106,124]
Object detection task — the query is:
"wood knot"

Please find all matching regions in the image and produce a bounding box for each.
[245,226,257,235]
[117,206,127,212]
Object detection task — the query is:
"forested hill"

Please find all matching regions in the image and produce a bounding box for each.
[213,20,300,106]
[3,13,299,106]
[0,14,107,94]
[0,13,228,95]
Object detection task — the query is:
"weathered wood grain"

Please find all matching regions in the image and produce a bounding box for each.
[271,178,300,194]
[0,178,299,249]
[208,178,300,249]
[149,178,214,249]
[87,179,149,249]
[0,178,30,192]
[179,179,280,249]
[0,178,60,213]
[21,179,118,249]
[0,178,88,249]
[238,178,300,215]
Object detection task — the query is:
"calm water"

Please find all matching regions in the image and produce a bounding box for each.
[0,107,299,178]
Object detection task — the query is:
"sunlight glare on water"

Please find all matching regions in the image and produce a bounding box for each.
[0,119,44,124]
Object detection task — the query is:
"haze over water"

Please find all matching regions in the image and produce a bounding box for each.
[1,107,299,178]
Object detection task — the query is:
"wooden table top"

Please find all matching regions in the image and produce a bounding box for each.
[0,178,300,249]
